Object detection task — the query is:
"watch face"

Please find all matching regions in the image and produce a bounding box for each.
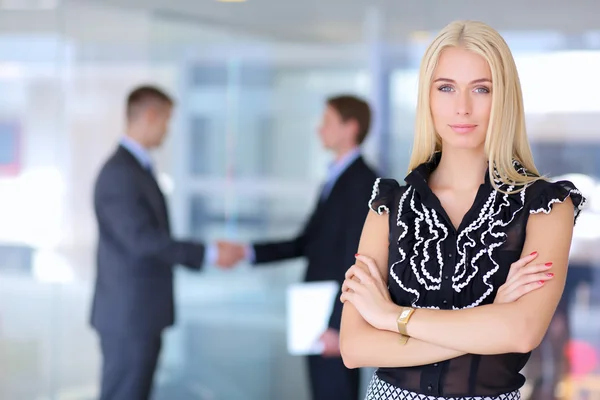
[400,310,410,319]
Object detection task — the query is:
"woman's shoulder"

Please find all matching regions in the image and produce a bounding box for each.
[493,161,587,225]
[368,177,410,215]
[525,178,587,224]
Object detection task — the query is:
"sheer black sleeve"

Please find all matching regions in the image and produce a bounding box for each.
[368,177,402,215]
[527,179,587,224]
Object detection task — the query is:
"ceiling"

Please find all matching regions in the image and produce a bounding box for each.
[91,0,600,43]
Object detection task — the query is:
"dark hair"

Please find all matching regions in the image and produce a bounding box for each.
[326,95,372,144]
[126,85,173,120]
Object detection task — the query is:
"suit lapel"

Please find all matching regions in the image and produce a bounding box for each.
[117,146,170,229]
[143,170,170,229]
[321,156,363,205]
[306,157,364,236]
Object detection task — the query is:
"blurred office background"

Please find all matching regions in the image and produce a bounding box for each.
[1,0,600,399]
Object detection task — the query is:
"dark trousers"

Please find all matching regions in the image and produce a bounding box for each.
[308,355,360,400]
[99,333,162,400]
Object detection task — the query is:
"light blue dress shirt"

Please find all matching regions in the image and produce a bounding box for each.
[320,147,361,200]
[120,136,153,172]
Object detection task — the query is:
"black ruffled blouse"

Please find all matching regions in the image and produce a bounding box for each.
[368,154,586,397]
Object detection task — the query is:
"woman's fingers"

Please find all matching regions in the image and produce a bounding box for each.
[504,270,554,294]
[506,251,539,280]
[342,278,362,293]
[355,253,389,294]
[519,262,553,276]
[499,280,546,303]
[355,254,382,280]
[340,291,353,303]
[345,264,372,283]
[505,262,553,287]
[497,265,555,304]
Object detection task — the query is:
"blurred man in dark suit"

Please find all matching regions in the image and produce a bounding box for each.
[91,85,242,400]
[225,95,378,400]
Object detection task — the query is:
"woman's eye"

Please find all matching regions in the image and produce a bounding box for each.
[474,86,490,94]
[438,85,454,92]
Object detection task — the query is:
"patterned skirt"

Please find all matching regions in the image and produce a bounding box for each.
[365,373,521,400]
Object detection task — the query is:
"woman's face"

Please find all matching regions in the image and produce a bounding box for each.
[430,46,493,152]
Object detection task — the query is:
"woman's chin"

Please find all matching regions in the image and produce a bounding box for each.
[440,138,486,152]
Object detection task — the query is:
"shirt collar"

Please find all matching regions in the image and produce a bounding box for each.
[327,147,361,179]
[405,152,492,201]
[120,136,153,171]
[405,151,442,189]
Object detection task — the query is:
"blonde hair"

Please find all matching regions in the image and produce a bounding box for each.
[408,20,543,191]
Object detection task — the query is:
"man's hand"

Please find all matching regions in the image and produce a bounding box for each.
[215,241,246,268]
[319,328,341,357]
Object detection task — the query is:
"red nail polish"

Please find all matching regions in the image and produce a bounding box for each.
[539,280,545,285]
[545,262,553,266]
[547,273,554,278]
[530,251,538,256]
[355,253,359,257]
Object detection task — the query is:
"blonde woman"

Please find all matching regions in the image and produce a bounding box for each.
[339,20,586,400]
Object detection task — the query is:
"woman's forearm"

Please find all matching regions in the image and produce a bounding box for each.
[341,321,466,369]
[399,303,530,355]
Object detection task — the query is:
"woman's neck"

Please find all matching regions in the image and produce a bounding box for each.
[429,148,488,191]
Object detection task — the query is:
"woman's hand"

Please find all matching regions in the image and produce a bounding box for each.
[494,251,554,304]
[340,254,400,332]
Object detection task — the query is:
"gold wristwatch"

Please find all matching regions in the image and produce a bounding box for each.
[398,334,409,345]
[397,307,415,337]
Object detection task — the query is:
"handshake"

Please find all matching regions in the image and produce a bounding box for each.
[214,240,249,268]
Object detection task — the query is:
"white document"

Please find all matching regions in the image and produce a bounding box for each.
[286,280,340,356]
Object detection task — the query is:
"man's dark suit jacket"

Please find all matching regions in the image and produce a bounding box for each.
[253,155,377,330]
[91,145,205,337]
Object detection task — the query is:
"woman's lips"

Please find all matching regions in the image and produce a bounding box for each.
[449,124,477,134]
